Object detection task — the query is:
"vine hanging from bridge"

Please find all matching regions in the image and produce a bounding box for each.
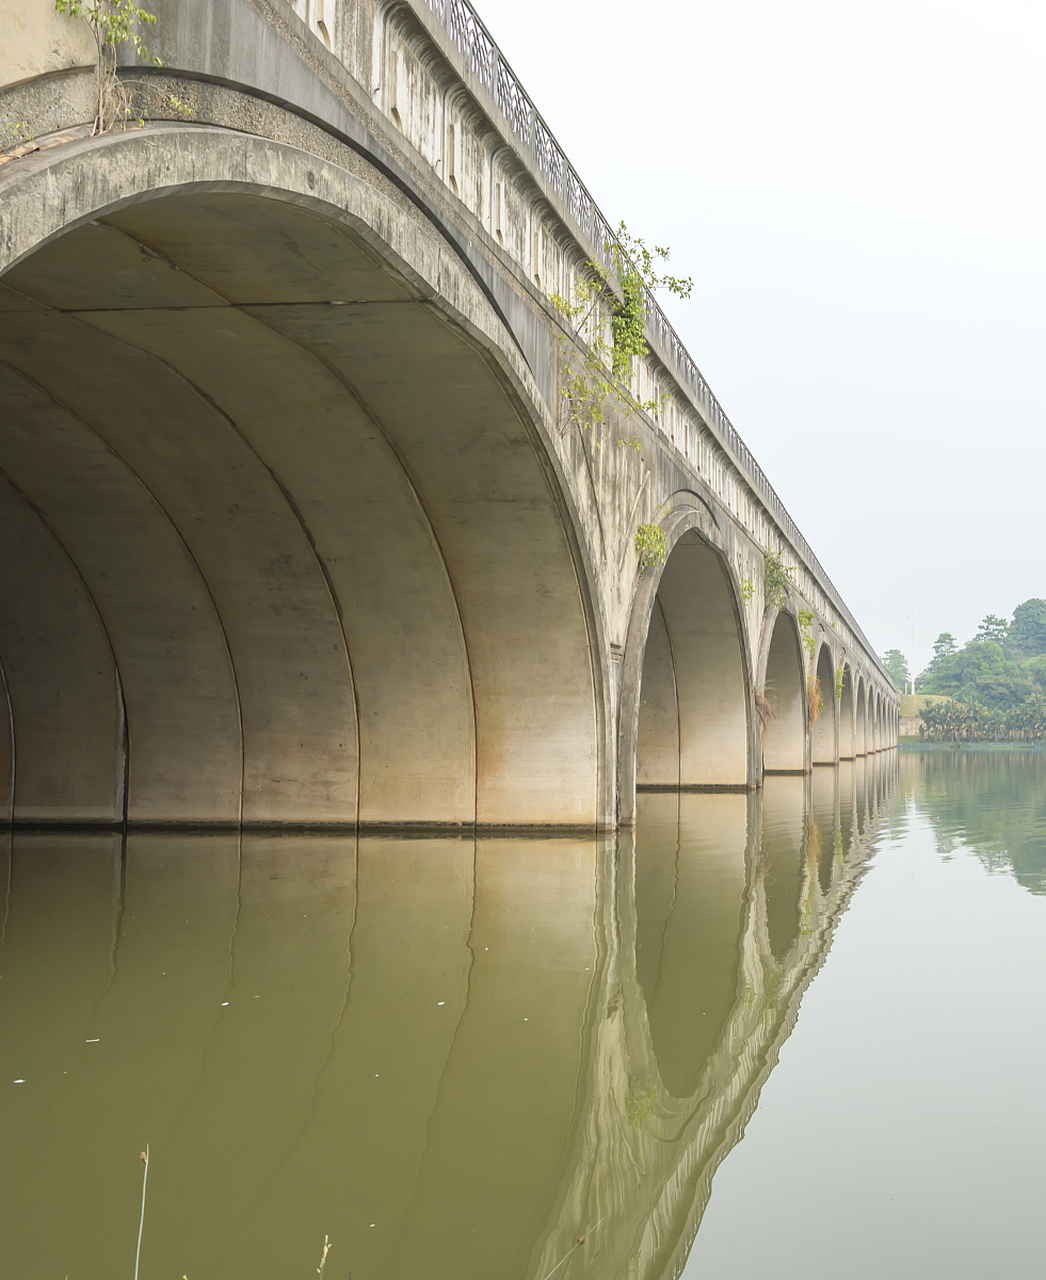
[548,222,692,439]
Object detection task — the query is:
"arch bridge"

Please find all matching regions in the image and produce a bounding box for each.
[0,0,897,831]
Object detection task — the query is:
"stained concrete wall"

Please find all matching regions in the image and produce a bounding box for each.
[0,2,95,88]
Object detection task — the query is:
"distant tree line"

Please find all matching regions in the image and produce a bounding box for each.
[915,599,1046,742]
[918,696,1046,743]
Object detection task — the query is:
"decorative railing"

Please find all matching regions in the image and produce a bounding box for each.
[419,0,886,675]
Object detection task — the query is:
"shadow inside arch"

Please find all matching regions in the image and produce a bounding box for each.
[625,528,751,808]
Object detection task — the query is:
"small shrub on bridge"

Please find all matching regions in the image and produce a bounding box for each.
[635,523,667,569]
[763,550,795,611]
[54,0,162,134]
[798,609,816,658]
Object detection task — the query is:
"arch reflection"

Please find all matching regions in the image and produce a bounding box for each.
[634,793,750,1099]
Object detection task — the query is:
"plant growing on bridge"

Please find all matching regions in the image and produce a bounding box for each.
[0,121,37,164]
[797,609,816,659]
[4,121,34,145]
[608,226,692,372]
[834,664,846,700]
[740,578,755,605]
[54,0,161,134]
[549,222,692,439]
[808,672,823,724]
[763,550,794,611]
[635,522,667,569]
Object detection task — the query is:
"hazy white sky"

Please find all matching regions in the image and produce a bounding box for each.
[475,0,1046,674]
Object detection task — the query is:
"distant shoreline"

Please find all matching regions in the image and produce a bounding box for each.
[899,741,1045,752]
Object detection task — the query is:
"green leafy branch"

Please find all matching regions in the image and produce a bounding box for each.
[608,224,693,375]
[548,221,692,440]
[798,609,816,659]
[763,550,794,611]
[54,0,161,134]
[4,121,34,146]
[635,522,667,569]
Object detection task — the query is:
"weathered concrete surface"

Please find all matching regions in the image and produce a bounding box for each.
[0,0,897,829]
[0,2,94,87]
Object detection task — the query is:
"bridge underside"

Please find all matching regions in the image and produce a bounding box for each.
[0,189,601,829]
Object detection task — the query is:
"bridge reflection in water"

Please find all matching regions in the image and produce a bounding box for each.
[0,757,896,1280]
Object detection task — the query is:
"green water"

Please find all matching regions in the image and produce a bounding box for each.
[3,750,1041,1278]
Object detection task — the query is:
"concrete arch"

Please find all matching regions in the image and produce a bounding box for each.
[624,514,752,811]
[0,129,605,828]
[810,641,838,766]
[838,663,856,760]
[760,611,806,774]
[855,676,869,756]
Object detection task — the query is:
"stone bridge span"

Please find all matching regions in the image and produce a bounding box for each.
[0,0,896,831]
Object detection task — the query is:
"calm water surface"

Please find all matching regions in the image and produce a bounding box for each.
[1,750,1042,1279]
[685,747,1046,1280]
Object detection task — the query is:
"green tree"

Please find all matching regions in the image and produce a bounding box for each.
[976,614,1009,645]
[1026,653,1046,691]
[919,632,958,687]
[883,649,910,688]
[1009,599,1046,657]
[919,602,1046,715]
[930,640,1032,709]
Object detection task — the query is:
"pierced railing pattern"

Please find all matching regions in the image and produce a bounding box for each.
[419,0,884,673]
